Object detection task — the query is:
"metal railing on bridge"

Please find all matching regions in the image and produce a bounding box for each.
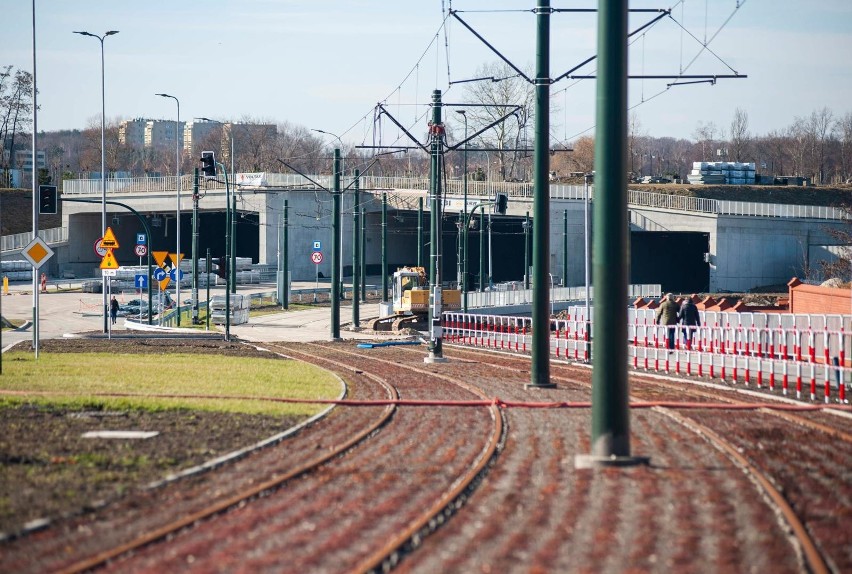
[1,227,68,252]
[60,174,851,221]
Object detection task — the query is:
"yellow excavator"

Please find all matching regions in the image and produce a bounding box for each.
[370,266,461,331]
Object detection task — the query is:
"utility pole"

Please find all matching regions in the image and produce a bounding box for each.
[528,0,555,389]
[192,169,200,324]
[280,199,289,310]
[563,209,568,288]
[331,148,342,341]
[360,206,366,303]
[425,89,446,363]
[352,169,361,328]
[417,197,423,268]
[577,0,647,468]
[382,192,388,302]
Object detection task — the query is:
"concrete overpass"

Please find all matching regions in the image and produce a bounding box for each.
[27,174,849,293]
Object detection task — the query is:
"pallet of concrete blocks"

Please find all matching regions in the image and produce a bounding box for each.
[209,294,250,325]
[1,260,33,281]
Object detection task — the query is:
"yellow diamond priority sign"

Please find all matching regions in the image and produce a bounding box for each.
[22,237,55,269]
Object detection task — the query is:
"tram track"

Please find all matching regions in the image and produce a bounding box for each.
[22,341,503,574]
[422,343,849,573]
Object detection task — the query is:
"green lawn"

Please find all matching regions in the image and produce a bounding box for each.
[0,352,341,416]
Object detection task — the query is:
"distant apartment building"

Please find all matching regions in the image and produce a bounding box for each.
[118,118,147,148]
[144,119,185,150]
[12,149,46,170]
[184,120,220,154]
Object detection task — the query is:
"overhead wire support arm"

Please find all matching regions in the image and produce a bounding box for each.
[446,105,525,152]
[376,103,430,153]
[275,158,330,193]
[552,10,672,84]
[449,10,533,83]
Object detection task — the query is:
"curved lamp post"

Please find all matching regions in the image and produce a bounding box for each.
[155,93,181,325]
[74,29,118,332]
[312,128,346,300]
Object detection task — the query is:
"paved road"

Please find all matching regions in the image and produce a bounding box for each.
[1,281,407,347]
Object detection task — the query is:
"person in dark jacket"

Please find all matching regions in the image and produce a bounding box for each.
[110,296,119,325]
[678,296,701,348]
[655,293,679,350]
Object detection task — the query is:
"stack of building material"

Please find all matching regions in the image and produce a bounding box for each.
[687,161,756,185]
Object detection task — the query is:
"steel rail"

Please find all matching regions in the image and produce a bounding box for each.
[57,346,397,574]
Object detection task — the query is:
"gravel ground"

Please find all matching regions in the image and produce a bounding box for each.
[2,338,849,573]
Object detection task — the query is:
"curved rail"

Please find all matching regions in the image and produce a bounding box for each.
[57,347,398,574]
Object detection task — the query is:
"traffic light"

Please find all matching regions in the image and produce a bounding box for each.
[215,256,228,279]
[200,151,216,178]
[38,185,58,214]
[494,193,508,215]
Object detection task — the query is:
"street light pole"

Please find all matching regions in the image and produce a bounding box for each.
[74,29,118,333]
[313,128,346,300]
[156,92,181,326]
[455,109,468,309]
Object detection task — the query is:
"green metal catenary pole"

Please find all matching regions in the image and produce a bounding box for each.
[529,0,555,388]
[352,169,360,327]
[382,192,388,302]
[479,209,485,292]
[360,206,366,302]
[588,0,638,462]
[331,148,341,340]
[524,211,530,289]
[230,190,237,294]
[192,168,200,324]
[426,89,445,362]
[281,198,289,310]
[563,209,568,288]
[206,248,211,330]
[417,196,423,268]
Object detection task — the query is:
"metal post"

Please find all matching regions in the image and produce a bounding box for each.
[456,109,468,300]
[223,164,231,341]
[206,249,211,330]
[281,199,289,310]
[360,206,366,303]
[578,0,647,468]
[382,192,388,302]
[353,169,361,327]
[230,190,236,294]
[417,197,423,268]
[479,210,485,292]
[192,168,199,324]
[74,29,118,333]
[155,93,181,325]
[529,0,555,388]
[584,174,591,359]
[488,212,493,289]
[425,89,445,362]
[524,211,530,289]
[331,148,342,340]
[31,3,39,353]
[563,209,568,288]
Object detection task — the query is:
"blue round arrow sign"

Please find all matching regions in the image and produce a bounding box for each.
[153,268,167,281]
[169,268,185,281]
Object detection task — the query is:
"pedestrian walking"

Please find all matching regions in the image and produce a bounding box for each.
[110,296,119,325]
[655,293,679,351]
[678,295,701,348]
[40,273,47,293]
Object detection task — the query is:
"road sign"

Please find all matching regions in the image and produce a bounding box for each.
[169,253,184,267]
[169,268,185,281]
[94,239,108,258]
[22,237,55,269]
[152,251,169,267]
[135,274,148,289]
[102,269,118,277]
[153,268,167,281]
[158,277,171,291]
[134,244,147,257]
[100,249,120,269]
[101,226,119,249]
[313,241,322,251]
[311,251,324,264]
[136,233,146,245]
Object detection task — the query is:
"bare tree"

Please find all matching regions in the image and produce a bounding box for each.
[728,107,750,162]
[834,112,852,183]
[0,67,35,182]
[806,107,833,184]
[463,61,535,181]
[692,121,719,161]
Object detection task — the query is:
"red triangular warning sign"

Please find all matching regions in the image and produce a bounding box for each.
[101,227,120,249]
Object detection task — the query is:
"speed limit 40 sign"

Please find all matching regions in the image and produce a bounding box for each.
[311,251,324,265]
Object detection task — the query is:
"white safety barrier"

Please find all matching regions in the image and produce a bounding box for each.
[443,311,851,404]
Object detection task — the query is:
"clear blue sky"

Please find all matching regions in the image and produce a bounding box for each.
[5,0,852,145]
